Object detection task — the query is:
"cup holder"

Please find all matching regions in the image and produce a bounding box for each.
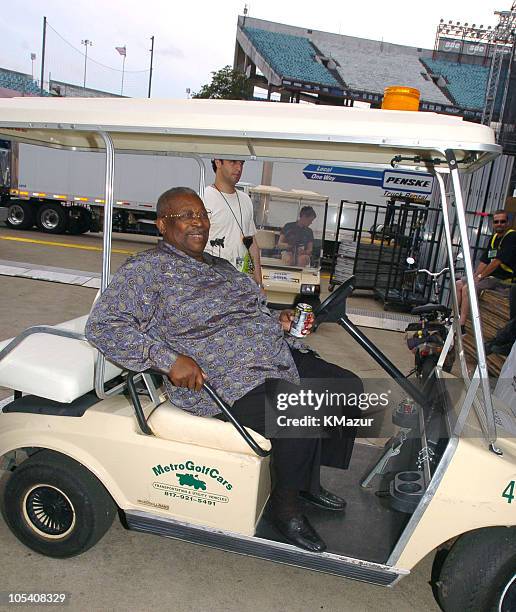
[389,470,425,514]
[398,472,421,482]
[392,400,419,429]
[398,482,422,494]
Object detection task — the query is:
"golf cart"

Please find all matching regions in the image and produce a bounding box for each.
[249,185,329,307]
[0,98,514,612]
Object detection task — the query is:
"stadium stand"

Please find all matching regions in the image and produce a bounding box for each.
[235,16,491,116]
[243,27,339,87]
[49,80,123,98]
[0,68,50,97]
[421,58,489,109]
[312,34,451,105]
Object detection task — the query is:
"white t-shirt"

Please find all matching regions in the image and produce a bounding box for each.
[203,185,257,270]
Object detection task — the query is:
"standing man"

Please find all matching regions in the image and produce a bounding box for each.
[203,159,263,287]
[456,209,516,332]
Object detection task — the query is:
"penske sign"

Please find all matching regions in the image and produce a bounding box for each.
[303,165,434,200]
[382,171,433,195]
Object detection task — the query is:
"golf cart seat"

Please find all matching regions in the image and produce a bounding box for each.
[148,403,271,456]
[0,315,122,404]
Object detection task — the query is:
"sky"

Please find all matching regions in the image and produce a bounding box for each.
[1,0,509,98]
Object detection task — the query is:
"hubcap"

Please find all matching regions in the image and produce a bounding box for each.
[40,209,60,230]
[22,484,75,539]
[499,573,516,612]
[7,204,25,225]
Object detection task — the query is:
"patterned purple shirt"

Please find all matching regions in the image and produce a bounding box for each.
[85,241,301,416]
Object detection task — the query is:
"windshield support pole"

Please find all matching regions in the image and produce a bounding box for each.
[445,149,499,450]
[94,131,115,400]
[191,154,205,198]
[434,172,469,379]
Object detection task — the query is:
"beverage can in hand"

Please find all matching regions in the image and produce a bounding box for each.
[289,303,314,338]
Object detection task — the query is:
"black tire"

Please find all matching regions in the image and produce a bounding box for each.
[435,527,516,612]
[36,202,68,234]
[67,206,92,235]
[420,355,438,382]
[2,450,116,558]
[5,200,35,230]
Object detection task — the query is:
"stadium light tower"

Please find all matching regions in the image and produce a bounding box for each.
[81,39,93,89]
[30,53,36,80]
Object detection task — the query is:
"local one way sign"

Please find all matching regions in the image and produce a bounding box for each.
[302,165,434,196]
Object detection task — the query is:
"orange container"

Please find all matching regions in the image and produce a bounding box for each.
[381,86,420,111]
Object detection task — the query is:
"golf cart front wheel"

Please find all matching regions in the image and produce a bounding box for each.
[434,527,516,611]
[2,450,116,558]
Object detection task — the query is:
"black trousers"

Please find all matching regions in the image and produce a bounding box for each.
[219,349,363,493]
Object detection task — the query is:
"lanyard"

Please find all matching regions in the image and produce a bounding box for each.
[214,185,245,238]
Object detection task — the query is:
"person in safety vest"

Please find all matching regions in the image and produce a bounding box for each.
[456,209,516,333]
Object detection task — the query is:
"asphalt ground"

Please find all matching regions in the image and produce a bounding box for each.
[0,225,439,612]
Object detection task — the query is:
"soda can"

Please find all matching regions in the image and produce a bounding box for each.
[290,303,314,338]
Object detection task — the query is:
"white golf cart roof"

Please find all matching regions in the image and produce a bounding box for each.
[0,96,502,448]
[0,97,499,170]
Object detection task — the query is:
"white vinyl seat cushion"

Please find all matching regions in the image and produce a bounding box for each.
[0,315,122,403]
[148,402,272,456]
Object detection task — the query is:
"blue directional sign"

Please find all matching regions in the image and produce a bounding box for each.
[302,164,383,187]
[302,165,434,195]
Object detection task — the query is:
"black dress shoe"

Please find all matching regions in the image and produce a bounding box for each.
[300,486,347,511]
[271,514,327,552]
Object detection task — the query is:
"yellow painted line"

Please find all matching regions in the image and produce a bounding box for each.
[0,235,135,255]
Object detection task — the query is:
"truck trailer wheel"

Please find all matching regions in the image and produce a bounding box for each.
[5,201,35,230]
[67,206,92,235]
[36,202,68,234]
[2,450,116,558]
[434,527,516,612]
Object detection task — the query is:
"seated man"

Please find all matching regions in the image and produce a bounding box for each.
[277,206,317,267]
[86,187,362,554]
[456,209,515,333]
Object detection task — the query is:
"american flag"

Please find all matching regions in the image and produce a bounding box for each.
[115,46,126,57]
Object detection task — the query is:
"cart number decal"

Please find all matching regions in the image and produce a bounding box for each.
[502,481,515,504]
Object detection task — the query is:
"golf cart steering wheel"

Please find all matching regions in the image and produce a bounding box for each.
[314,276,355,325]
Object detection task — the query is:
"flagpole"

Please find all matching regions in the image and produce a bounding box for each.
[40,16,46,94]
[121,54,125,96]
[148,36,154,98]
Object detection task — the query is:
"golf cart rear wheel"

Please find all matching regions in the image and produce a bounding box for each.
[434,527,516,612]
[2,450,116,558]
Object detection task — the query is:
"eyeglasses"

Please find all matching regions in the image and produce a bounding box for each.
[161,209,211,222]
[493,220,507,225]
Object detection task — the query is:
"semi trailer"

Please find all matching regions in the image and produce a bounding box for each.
[0,140,203,235]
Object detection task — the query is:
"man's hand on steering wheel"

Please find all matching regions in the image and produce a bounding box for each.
[168,354,206,391]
